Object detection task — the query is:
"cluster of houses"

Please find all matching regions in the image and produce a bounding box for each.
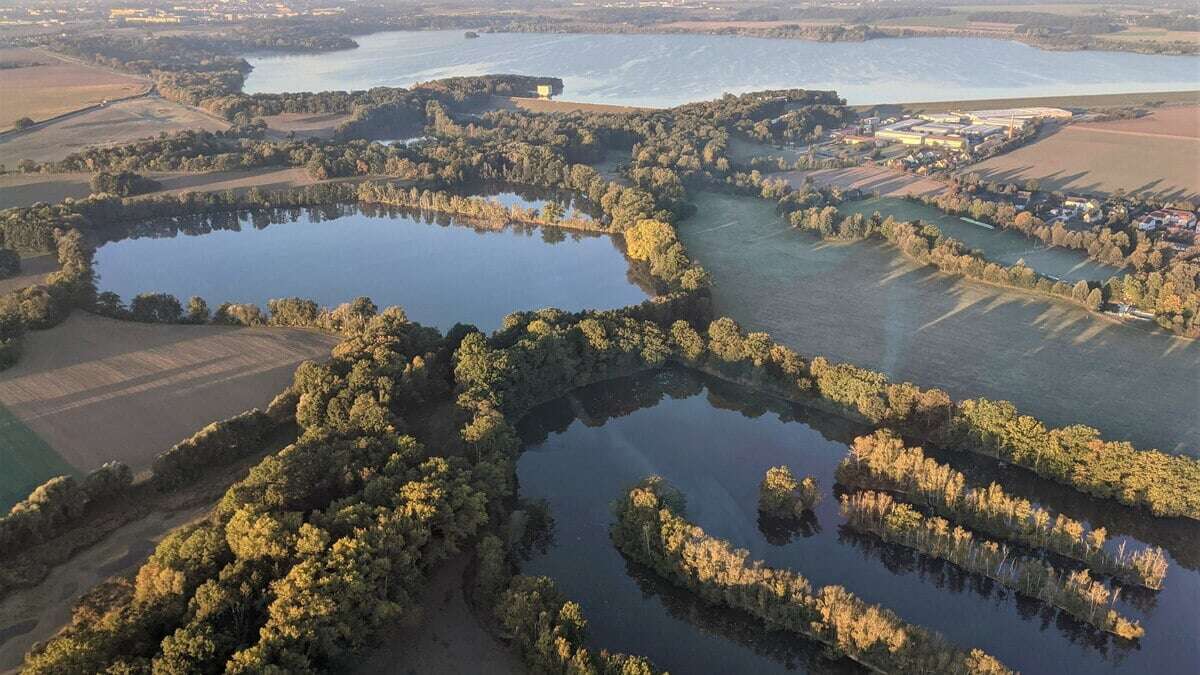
[1013,191,1197,249]
[1135,208,1198,249]
[1042,195,1110,225]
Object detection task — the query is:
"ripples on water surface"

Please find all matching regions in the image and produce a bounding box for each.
[245,31,1200,107]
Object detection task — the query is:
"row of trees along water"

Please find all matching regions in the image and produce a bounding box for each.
[471,532,662,674]
[9,296,1194,670]
[840,491,1144,640]
[724,167,1198,338]
[913,185,1199,338]
[612,476,1012,674]
[0,166,698,370]
[451,306,1200,520]
[790,204,1108,312]
[21,309,513,673]
[836,430,1169,588]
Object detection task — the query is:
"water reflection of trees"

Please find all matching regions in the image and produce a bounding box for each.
[460,180,605,220]
[95,190,609,248]
[758,510,822,546]
[837,527,1139,665]
[518,367,870,448]
[926,446,1200,572]
[620,557,863,675]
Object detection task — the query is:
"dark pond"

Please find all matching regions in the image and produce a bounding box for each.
[93,194,647,333]
[516,368,1200,674]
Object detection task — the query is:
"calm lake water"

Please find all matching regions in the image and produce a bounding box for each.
[244,31,1200,107]
[840,196,1123,283]
[93,200,647,333]
[517,369,1200,675]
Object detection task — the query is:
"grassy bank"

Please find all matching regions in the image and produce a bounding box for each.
[856,90,1200,116]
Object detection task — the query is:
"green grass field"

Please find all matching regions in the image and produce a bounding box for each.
[0,402,75,511]
[839,197,1122,282]
[676,190,1200,457]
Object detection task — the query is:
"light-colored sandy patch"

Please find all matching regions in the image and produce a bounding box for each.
[0,97,228,166]
[0,312,337,473]
[261,111,353,139]
[0,48,149,129]
[489,95,650,115]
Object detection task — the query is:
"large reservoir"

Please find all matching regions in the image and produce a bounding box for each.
[244,31,1200,107]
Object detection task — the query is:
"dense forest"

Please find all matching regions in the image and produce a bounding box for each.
[9,295,1197,670]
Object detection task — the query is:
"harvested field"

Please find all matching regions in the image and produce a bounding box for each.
[1072,105,1200,139]
[1105,28,1200,45]
[0,174,92,209]
[0,167,328,210]
[967,106,1200,200]
[856,90,1200,117]
[677,190,1200,456]
[0,96,228,166]
[0,254,57,294]
[778,165,948,197]
[261,111,353,139]
[148,166,332,197]
[0,48,149,129]
[0,313,338,497]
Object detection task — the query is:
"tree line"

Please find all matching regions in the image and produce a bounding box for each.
[840,490,1144,640]
[0,161,693,370]
[22,307,512,673]
[789,204,1108,314]
[454,307,1200,521]
[612,476,1012,673]
[0,229,18,279]
[837,430,1169,589]
[471,532,661,674]
[928,181,1199,336]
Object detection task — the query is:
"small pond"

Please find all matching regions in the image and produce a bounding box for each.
[516,368,1200,674]
[93,194,648,333]
[840,197,1124,283]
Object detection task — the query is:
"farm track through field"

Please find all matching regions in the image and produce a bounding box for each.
[1066,126,1200,142]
